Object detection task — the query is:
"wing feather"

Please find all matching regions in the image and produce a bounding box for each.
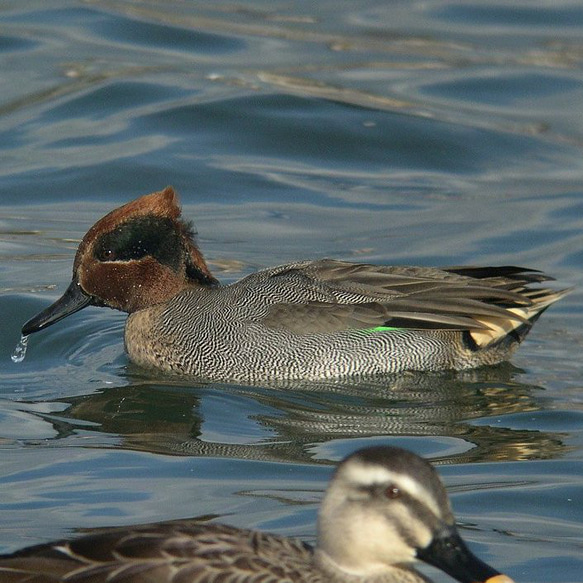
[258,259,566,336]
[0,523,314,583]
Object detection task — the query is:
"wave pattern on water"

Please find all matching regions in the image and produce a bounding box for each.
[0,2,581,581]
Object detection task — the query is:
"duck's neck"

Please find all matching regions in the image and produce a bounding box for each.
[313,550,429,583]
[185,261,220,288]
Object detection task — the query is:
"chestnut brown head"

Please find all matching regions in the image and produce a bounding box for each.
[23,187,218,335]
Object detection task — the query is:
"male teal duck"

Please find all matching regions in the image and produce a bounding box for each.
[22,187,569,382]
[0,446,515,583]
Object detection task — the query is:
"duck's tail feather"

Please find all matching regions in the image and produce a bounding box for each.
[467,287,572,349]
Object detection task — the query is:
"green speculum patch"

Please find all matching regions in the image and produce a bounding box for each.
[362,326,403,333]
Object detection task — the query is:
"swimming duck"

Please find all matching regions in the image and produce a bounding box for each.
[0,446,515,583]
[22,187,568,382]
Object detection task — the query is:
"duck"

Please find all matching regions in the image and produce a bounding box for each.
[21,187,569,382]
[0,445,515,583]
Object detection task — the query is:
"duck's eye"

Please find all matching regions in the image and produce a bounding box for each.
[97,248,117,262]
[384,484,401,499]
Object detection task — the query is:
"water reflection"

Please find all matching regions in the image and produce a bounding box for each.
[26,366,566,465]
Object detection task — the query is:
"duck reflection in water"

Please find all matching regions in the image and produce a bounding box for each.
[50,367,565,464]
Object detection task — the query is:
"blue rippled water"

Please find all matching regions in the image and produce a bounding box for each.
[0,2,582,581]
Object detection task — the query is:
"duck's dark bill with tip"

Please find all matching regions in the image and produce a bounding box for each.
[22,281,92,336]
[417,528,514,583]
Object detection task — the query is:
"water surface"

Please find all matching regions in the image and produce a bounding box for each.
[1,2,582,581]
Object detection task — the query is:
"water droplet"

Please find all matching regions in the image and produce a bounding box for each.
[11,335,29,363]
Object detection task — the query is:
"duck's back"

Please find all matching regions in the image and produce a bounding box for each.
[0,521,318,583]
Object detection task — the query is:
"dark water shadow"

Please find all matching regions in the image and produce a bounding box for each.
[27,364,567,466]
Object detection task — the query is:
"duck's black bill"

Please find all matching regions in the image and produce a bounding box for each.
[417,527,514,583]
[22,281,92,336]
